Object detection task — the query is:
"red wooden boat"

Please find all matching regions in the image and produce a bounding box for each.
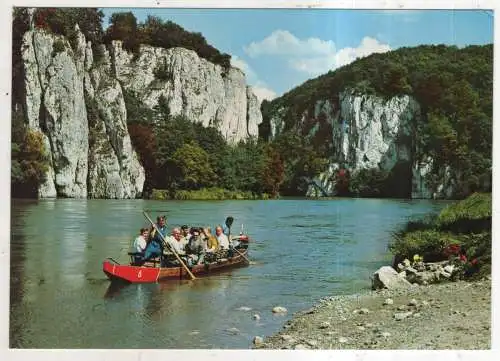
[103,236,250,283]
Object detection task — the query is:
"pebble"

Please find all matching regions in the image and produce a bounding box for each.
[306,340,318,347]
[227,327,240,335]
[394,311,413,321]
[272,306,287,314]
[364,323,374,328]
[413,312,421,318]
[359,308,370,314]
[422,300,430,306]
[280,335,295,342]
[253,336,263,345]
[357,326,366,331]
[381,332,391,338]
[237,306,252,311]
[253,314,261,320]
[338,337,349,343]
[319,321,331,329]
[383,298,394,305]
[397,305,407,311]
[408,299,418,306]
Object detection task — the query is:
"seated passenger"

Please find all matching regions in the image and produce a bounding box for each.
[164,227,187,255]
[180,225,191,243]
[203,227,219,252]
[131,228,149,265]
[215,225,230,250]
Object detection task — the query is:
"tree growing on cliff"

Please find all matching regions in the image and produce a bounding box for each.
[11,110,50,198]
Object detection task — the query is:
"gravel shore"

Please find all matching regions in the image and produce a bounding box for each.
[254,278,491,349]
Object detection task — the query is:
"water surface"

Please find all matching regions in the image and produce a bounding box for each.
[10,198,448,348]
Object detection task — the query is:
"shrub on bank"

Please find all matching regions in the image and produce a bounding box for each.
[150,187,269,200]
[389,192,491,279]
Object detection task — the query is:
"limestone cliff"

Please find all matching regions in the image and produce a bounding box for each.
[110,41,261,143]
[267,90,450,199]
[20,26,261,198]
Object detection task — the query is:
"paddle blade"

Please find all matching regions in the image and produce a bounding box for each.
[225,216,234,229]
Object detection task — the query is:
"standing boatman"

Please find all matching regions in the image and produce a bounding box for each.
[143,215,168,260]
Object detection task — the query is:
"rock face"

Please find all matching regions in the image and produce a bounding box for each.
[272,91,454,199]
[110,42,261,143]
[22,30,89,198]
[20,27,261,198]
[299,91,425,198]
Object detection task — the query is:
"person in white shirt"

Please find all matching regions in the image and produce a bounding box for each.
[165,227,187,255]
[131,228,149,265]
[215,225,229,249]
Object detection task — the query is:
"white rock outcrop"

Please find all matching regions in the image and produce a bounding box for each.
[303,92,422,197]
[20,26,260,198]
[21,27,145,198]
[110,42,261,143]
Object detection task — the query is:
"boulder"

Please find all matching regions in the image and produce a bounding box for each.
[372,266,413,290]
[272,306,287,314]
[253,336,263,345]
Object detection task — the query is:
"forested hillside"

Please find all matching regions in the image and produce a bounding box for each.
[260,44,493,198]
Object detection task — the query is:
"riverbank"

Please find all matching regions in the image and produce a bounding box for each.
[150,188,271,200]
[254,277,491,349]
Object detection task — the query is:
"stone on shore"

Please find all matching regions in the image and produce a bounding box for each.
[383,298,394,305]
[272,306,287,314]
[253,314,261,320]
[253,336,263,345]
[372,266,413,290]
[394,311,413,321]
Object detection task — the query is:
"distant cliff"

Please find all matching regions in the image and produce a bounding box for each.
[19,25,262,198]
[261,44,493,199]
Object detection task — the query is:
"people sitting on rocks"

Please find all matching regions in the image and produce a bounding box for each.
[144,216,168,260]
[131,227,149,265]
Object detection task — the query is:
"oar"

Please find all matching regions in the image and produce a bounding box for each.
[225,216,250,264]
[225,216,234,237]
[143,211,196,280]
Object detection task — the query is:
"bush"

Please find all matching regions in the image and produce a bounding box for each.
[436,192,491,231]
[389,230,461,263]
[52,39,66,56]
[389,192,492,278]
[150,187,264,200]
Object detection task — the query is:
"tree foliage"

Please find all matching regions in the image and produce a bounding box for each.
[103,13,231,70]
[11,110,50,198]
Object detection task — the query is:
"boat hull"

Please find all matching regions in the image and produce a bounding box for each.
[103,249,249,283]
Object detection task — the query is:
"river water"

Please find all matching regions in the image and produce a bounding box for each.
[10,198,448,348]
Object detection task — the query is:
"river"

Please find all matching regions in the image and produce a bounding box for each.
[10,198,449,348]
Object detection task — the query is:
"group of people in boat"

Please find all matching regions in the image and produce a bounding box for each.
[131,215,239,267]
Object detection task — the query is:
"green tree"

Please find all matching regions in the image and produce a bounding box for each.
[11,110,50,198]
[104,11,140,53]
[170,142,216,190]
[261,145,284,198]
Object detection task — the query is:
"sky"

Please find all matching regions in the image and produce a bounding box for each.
[100,8,493,102]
